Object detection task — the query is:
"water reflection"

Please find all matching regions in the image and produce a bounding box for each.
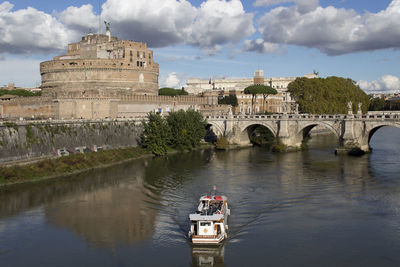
[191,245,225,267]
[45,176,157,247]
[0,160,145,219]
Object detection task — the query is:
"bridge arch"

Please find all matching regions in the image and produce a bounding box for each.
[206,122,225,138]
[297,121,340,138]
[238,122,278,145]
[288,121,341,148]
[366,123,400,144]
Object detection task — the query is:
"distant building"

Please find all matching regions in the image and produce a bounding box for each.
[40,29,159,98]
[188,71,318,114]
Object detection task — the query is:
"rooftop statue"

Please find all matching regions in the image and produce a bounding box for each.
[104,21,110,32]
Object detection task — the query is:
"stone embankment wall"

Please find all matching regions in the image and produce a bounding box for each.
[0,119,142,163]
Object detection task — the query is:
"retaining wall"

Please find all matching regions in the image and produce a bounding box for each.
[0,119,142,163]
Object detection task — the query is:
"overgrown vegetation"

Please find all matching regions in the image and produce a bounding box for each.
[142,109,207,155]
[0,147,148,185]
[0,89,41,97]
[158,87,188,96]
[271,140,287,152]
[215,136,229,150]
[218,94,238,106]
[287,76,370,114]
[369,97,400,111]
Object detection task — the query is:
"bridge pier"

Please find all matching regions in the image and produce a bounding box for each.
[278,114,302,151]
[336,117,370,154]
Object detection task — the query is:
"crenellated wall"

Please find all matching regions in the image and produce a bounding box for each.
[0,95,217,120]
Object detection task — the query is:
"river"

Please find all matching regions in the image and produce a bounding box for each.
[1,127,400,266]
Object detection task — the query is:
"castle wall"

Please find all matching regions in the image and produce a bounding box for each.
[0,95,214,120]
[40,59,159,98]
[0,97,55,120]
[117,95,209,118]
[56,98,119,119]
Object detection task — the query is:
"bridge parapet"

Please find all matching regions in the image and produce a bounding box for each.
[206,112,400,154]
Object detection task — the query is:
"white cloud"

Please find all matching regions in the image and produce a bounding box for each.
[0,2,77,54]
[257,0,400,55]
[57,4,98,33]
[243,38,279,53]
[358,75,400,93]
[186,0,255,52]
[254,0,319,13]
[162,72,187,88]
[0,0,254,56]
[102,0,254,54]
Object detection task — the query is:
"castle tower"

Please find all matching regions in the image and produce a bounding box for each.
[254,70,264,85]
[40,33,159,98]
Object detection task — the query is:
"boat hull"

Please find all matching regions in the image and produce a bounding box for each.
[191,234,225,244]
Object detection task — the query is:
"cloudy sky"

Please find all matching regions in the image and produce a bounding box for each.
[0,0,400,93]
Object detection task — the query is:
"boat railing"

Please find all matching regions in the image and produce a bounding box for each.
[192,234,219,239]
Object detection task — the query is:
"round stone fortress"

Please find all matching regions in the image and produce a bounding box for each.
[40,30,159,98]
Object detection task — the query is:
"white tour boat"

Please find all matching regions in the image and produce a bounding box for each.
[188,194,230,244]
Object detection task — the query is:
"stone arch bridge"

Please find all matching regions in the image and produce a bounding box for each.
[206,112,400,153]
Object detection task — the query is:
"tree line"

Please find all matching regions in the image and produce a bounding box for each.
[0,89,41,97]
[369,97,400,111]
[287,76,370,114]
[158,87,188,96]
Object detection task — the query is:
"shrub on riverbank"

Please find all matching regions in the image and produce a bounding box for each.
[271,141,287,152]
[142,110,207,155]
[142,112,171,156]
[215,136,229,150]
[0,147,147,185]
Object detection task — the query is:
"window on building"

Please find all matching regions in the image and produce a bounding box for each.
[130,51,132,56]
[143,52,146,58]
[137,51,140,57]
[137,61,140,67]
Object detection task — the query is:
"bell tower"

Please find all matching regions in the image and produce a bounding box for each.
[253,70,264,85]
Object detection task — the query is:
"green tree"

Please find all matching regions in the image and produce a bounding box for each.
[166,109,207,150]
[260,86,277,113]
[287,76,370,114]
[369,97,386,111]
[244,85,277,114]
[218,94,238,106]
[142,112,171,155]
[159,87,188,96]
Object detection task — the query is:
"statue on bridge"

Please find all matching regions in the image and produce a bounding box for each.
[347,101,353,115]
[357,102,362,115]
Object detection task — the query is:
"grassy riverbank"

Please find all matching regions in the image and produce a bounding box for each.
[0,147,149,186]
